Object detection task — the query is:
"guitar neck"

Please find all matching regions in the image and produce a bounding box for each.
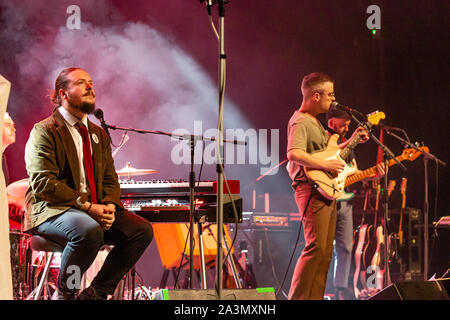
[345,155,402,187]
[339,133,361,161]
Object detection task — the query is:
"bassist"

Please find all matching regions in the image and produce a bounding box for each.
[325,109,383,299]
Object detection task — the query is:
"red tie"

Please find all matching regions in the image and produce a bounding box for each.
[75,123,97,204]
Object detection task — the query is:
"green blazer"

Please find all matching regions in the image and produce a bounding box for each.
[23,108,121,231]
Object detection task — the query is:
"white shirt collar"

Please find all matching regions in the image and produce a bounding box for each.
[58,106,88,127]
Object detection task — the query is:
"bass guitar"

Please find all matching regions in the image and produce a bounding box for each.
[360,180,382,291]
[353,186,371,299]
[388,178,407,276]
[398,177,407,246]
[370,179,396,289]
[338,146,428,201]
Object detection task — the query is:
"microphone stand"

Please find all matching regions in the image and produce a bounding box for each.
[348,112,407,288]
[97,121,245,289]
[384,129,446,280]
[201,0,229,300]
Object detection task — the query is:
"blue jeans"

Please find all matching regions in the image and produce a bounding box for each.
[33,208,153,296]
[332,201,353,289]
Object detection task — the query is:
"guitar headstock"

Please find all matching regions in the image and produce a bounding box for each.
[400,177,407,210]
[400,177,407,195]
[373,179,381,211]
[367,111,386,126]
[400,146,429,162]
[387,179,396,198]
[372,178,380,191]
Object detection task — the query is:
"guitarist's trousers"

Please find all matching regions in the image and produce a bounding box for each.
[289,183,337,300]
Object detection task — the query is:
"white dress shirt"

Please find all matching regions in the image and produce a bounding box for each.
[58,106,92,194]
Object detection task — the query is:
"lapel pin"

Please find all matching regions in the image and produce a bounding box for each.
[91,133,99,144]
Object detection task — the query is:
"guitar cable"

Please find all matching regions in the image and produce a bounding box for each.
[310,179,340,195]
[276,183,314,297]
[263,228,288,299]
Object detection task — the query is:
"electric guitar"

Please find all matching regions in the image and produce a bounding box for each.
[304,111,385,200]
[398,178,407,246]
[388,178,407,275]
[337,146,428,201]
[370,179,396,289]
[360,180,382,289]
[353,187,370,299]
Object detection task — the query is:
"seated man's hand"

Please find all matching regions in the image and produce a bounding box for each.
[87,203,116,230]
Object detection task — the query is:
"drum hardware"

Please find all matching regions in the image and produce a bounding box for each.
[116,162,158,179]
[9,229,31,300]
[6,178,29,200]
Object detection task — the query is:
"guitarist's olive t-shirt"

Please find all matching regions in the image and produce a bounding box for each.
[287,111,329,188]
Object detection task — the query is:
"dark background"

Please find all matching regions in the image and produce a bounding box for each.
[1,0,448,295]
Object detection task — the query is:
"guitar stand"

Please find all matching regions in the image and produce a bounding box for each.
[348,112,407,289]
[204,224,242,289]
[385,130,446,280]
[223,230,242,289]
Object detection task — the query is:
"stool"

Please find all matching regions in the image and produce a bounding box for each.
[26,235,64,300]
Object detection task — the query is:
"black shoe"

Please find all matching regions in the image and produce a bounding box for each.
[54,289,77,300]
[78,286,107,300]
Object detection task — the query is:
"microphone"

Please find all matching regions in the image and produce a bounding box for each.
[330,101,360,115]
[94,108,111,140]
[380,124,411,143]
[382,125,403,132]
[200,0,214,15]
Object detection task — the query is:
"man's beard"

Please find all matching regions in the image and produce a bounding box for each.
[338,129,349,139]
[68,99,95,114]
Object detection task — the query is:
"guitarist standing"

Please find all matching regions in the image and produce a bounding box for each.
[327,108,359,300]
[287,72,351,300]
[326,109,385,299]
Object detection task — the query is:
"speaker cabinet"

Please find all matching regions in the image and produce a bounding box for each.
[368,279,450,300]
[155,288,276,300]
[229,212,303,299]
